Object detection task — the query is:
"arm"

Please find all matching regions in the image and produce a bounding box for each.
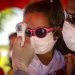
[12,37,35,75]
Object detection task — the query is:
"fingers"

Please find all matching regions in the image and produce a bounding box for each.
[12,58,28,73]
[64,53,72,64]
[12,37,23,52]
[14,37,22,47]
[71,54,75,68]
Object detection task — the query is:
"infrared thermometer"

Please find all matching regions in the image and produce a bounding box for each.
[16,22,27,46]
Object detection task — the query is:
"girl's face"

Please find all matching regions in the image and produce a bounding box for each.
[23,12,57,54]
[23,12,51,44]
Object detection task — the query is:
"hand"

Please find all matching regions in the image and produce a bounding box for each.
[12,37,35,73]
[64,53,74,75]
[71,54,75,68]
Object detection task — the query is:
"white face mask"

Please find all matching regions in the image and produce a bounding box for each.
[30,32,57,54]
[62,21,75,52]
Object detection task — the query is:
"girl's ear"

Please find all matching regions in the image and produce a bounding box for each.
[53,27,62,40]
[53,33,58,40]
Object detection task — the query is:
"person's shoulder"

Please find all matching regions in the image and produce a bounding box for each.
[55,49,64,57]
[52,50,66,71]
[54,50,65,64]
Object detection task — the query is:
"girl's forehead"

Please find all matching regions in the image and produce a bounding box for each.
[23,12,50,28]
[24,12,47,20]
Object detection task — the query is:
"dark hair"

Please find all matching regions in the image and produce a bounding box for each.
[9,32,17,40]
[24,0,65,28]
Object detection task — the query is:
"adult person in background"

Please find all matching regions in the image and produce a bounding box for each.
[12,0,66,75]
[62,0,75,75]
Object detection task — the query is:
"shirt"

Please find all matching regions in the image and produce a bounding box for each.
[28,50,66,75]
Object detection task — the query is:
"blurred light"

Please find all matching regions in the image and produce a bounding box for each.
[0,49,8,57]
[0,7,24,45]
